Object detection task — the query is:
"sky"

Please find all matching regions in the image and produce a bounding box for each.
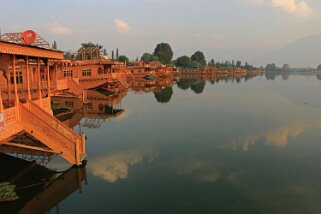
[1,0,321,64]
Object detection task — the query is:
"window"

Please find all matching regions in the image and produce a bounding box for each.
[10,71,23,84]
[82,69,92,76]
[98,67,103,74]
[65,101,74,108]
[40,69,46,80]
[63,70,73,77]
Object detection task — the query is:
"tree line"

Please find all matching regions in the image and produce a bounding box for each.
[63,41,259,70]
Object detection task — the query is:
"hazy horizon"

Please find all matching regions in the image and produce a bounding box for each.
[1,0,321,67]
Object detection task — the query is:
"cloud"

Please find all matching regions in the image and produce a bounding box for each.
[241,0,265,5]
[115,19,131,33]
[272,0,316,17]
[242,0,317,18]
[46,22,73,35]
[89,148,158,183]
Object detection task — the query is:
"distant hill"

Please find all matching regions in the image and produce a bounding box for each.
[250,35,321,68]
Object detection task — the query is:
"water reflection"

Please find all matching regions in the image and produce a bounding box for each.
[0,152,87,214]
[154,87,173,103]
[89,148,158,183]
[38,72,321,213]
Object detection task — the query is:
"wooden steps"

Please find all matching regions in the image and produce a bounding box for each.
[19,100,86,165]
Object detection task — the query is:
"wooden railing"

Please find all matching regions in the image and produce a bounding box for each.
[67,78,83,96]
[54,79,68,91]
[3,107,18,126]
[19,100,86,165]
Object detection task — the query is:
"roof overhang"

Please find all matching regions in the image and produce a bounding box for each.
[0,41,63,59]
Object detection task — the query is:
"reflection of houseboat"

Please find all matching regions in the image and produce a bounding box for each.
[0,152,87,213]
[52,90,126,129]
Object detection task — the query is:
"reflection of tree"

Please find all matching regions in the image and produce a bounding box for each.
[281,72,290,81]
[191,80,206,94]
[154,87,173,103]
[177,79,206,94]
[177,79,194,90]
[317,73,321,81]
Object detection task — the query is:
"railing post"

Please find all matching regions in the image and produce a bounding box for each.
[12,55,18,106]
[75,139,80,165]
[26,56,31,100]
[37,58,42,107]
[0,89,3,112]
[46,59,51,97]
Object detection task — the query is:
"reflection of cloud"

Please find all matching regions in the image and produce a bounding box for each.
[89,148,158,183]
[235,123,306,151]
[177,161,220,182]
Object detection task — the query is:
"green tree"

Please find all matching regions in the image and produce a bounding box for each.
[265,63,278,71]
[116,48,119,60]
[112,51,115,61]
[52,41,57,50]
[118,55,129,65]
[141,53,157,62]
[191,51,206,66]
[153,43,173,64]
[317,64,321,71]
[282,64,290,72]
[236,61,242,67]
[175,55,192,68]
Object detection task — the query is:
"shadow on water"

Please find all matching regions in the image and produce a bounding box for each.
[0,152,87,214]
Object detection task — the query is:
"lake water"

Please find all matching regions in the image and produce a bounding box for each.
[2,73,321,213]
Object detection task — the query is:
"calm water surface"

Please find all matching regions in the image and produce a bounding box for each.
[3,74,321,213]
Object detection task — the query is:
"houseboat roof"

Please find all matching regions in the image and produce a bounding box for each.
[76,59,124,66]
[0,40,63,59]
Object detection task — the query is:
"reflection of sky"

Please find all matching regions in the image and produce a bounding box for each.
[89,148,158,183]
[59,75,321,213]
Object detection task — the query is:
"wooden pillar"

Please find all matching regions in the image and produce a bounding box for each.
[12,55,19,106]
[26,56,31,100]
[0,88,3,112]
[65,64,67,79]
[7,74,10,103]
[46,60,51,97]
[55,62,58,80]
[37,58,42,106]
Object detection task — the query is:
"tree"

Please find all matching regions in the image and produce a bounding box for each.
[317,64,321,71]
[112,51,115,61]
[236,61,242,67]
[52,41,57,50]
[64,52,75,60]
[175,55,192,68]
[153,43,173,64]
[191,51,206,66]
[208,59,215,66]
[141,53,157,62]
[282,64,290,72]
[103,49,107,56]
[116,48,119,60]
[265,63,278,71]
[118,55,129,65]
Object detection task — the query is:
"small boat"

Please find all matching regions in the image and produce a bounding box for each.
[144,74,156,80]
